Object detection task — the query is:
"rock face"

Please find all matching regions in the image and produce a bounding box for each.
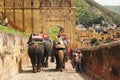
[82,41,120,80]
[0,31,29,80]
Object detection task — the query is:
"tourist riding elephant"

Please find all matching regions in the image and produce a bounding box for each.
[51,36,66,71]
[28,42,45,73]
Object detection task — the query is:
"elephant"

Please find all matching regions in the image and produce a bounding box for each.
[28,42,45,73]
[27,34,53,71]
[42,39,53,67]
[50,39,66,71]
[54,48,66,72]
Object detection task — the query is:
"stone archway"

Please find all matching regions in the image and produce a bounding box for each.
[47,20,65,41]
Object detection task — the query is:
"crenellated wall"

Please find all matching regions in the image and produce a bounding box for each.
[0,31,29,80]
[82,41,120,80]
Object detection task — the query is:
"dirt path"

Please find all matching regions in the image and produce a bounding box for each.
[11,60,91,80]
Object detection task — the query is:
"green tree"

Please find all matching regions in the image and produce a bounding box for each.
[49,27,59,42]
[113,15,120,25]
[76,0,95,26]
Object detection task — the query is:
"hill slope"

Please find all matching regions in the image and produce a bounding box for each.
[76,0,120,26]
[105,6,120,14]
[84,0,117,17]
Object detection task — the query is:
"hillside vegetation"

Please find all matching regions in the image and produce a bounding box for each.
[76,0,95,25]
[105,6,120,14]
[0,25,29,36]
[76,0,120,26]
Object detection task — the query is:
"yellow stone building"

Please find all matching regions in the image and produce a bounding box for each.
[0,0,76,48]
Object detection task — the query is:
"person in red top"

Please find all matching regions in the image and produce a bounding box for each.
[57,27,69,61]
[72,45,83,73]
[51,27,69,62]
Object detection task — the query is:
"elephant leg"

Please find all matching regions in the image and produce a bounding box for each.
[33,64,37,73]
[29,54,37,73]
[45,55,49,67]
[37,52,43,72]
[37,58,41,72]
[32,59,37,73]
[55,53,59,70]
[37,63,41,72]
[58,50,64,72]
[42,55,45,67]
[63,53,66,69]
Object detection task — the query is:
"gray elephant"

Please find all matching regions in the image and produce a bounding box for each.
[27,34,53,72]
[42,39,53,67]
[28,42,45,73]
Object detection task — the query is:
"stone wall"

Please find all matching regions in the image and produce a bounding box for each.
[82,41,120,80]
[0,0,76,49]
[0,31,29,80]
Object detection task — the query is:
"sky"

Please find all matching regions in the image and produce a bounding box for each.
[94,0,120,6]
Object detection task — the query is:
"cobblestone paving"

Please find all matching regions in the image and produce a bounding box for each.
[11,60,92,80]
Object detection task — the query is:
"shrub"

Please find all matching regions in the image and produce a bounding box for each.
[90,38,99,46]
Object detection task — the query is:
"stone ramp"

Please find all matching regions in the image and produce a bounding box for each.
[11,60,91,80]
